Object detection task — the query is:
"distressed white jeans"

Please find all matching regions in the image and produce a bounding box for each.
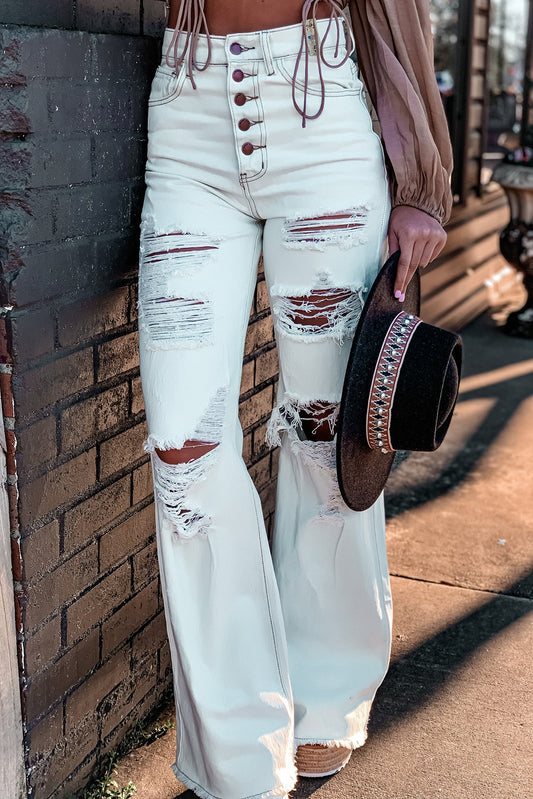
[138,17,393,799]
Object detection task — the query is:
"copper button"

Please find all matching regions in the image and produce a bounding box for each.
[232,69,244,82]
[238,118,251,131]
[230,42,243,55]
[234,93,247,106]
[242,142,254,155]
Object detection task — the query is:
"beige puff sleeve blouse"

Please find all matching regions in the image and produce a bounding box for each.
[349,0,454,226]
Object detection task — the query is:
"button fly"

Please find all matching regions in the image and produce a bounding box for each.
[242,142,254,155]
[232,69,244,82]
[234,93,247,106]
[238,118,251,131]
[230,42,243,55]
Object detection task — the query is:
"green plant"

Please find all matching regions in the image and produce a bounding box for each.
[72,710,176,799]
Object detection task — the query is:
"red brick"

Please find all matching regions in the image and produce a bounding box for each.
[252,422,269,459]
[28,713,98,798]
[102,579,158,657]
[130,280,139,322]
[97,331,139,382]
[271,447,280,478]
[16,348,93,417]
[131,610,168,665]
[24,627,99,719]
[240,360,254,395]
[65,646,130,733]
[11,533,22,581]
[67,561,131,645]
[100,681,162,757]
[61,382,129,451]
[12,306,55,361]
[57,286,129,348]
[0,372,14,417]
[159,639,171,680]
[100,503,155,571]
[63,474,131,555]
[13,590,23,638]
[132,460,153,504]
[238,384,273,431]
[242,431,252,464]
[102,657,157,740]
[7,481,19,530]
[132,539,158,590]
[59,753,100,799]
[16,415,57,476]
[20,448,97,527]
[27,704,63,760]
[255,279,270,313]
[25,615,61,674]
[99,421,147,479]
[131,374,144,414]
[248,454,271,491]
[260,479,278,518]
[25,543,98,631]
[5,428,16,475]
[255,346,279,385]
[244,315,274,357]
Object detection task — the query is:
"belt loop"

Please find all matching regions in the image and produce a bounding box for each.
[260,30,275,75]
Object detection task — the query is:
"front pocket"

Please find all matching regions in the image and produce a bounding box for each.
[276,53,362,97]
[148,64,187,107]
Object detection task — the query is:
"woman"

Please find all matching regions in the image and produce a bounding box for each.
[137,1,453,797]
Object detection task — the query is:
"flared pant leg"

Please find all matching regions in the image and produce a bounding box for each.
[262,210,394,752]
[138,183,297,799]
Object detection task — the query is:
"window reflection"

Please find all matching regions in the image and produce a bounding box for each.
[431,0,460,138]
[483,0,529,184]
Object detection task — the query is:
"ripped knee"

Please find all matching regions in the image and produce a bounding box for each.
[270,283,364,345]
[266,395,339,447]
[266,395,345,521]
[155,440,219,464]
[144,387,227,539]
[299,400,338,442]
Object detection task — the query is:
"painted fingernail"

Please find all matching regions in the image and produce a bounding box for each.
[399,292,405,302]
[395,290,401,300]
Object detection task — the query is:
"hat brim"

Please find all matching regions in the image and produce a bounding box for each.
[336,250,420,511]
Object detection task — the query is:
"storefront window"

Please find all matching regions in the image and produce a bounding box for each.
[430,0,469,200]
[431,0,460,139]
[483,0,530,184]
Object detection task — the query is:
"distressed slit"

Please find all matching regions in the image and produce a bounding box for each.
[282,207,370,250]
[138,226,221,350]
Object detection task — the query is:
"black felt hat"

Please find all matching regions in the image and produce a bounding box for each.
[336,250,463,512]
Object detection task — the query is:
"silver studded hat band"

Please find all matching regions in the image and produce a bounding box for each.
[365,311,421,453]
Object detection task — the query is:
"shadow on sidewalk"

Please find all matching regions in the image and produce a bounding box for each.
[291,568,532,798]
[385,318,533,524]
[174,314,533,798]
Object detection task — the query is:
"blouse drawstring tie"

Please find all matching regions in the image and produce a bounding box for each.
[162,0,356,127]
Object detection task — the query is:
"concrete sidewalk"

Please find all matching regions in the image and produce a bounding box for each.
[111,310,533,799]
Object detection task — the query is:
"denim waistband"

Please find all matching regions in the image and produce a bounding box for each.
[161,2,355,127]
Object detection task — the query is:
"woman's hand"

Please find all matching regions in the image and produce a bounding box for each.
[387,205,447,301]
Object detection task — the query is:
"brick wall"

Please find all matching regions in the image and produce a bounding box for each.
[0,4,280,797]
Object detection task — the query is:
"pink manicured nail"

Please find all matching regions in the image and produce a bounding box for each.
[399,292,405,302]
[394,289,401,300]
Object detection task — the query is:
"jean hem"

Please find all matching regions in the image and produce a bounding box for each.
[294,729,367,751]
[172,762,296,799]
